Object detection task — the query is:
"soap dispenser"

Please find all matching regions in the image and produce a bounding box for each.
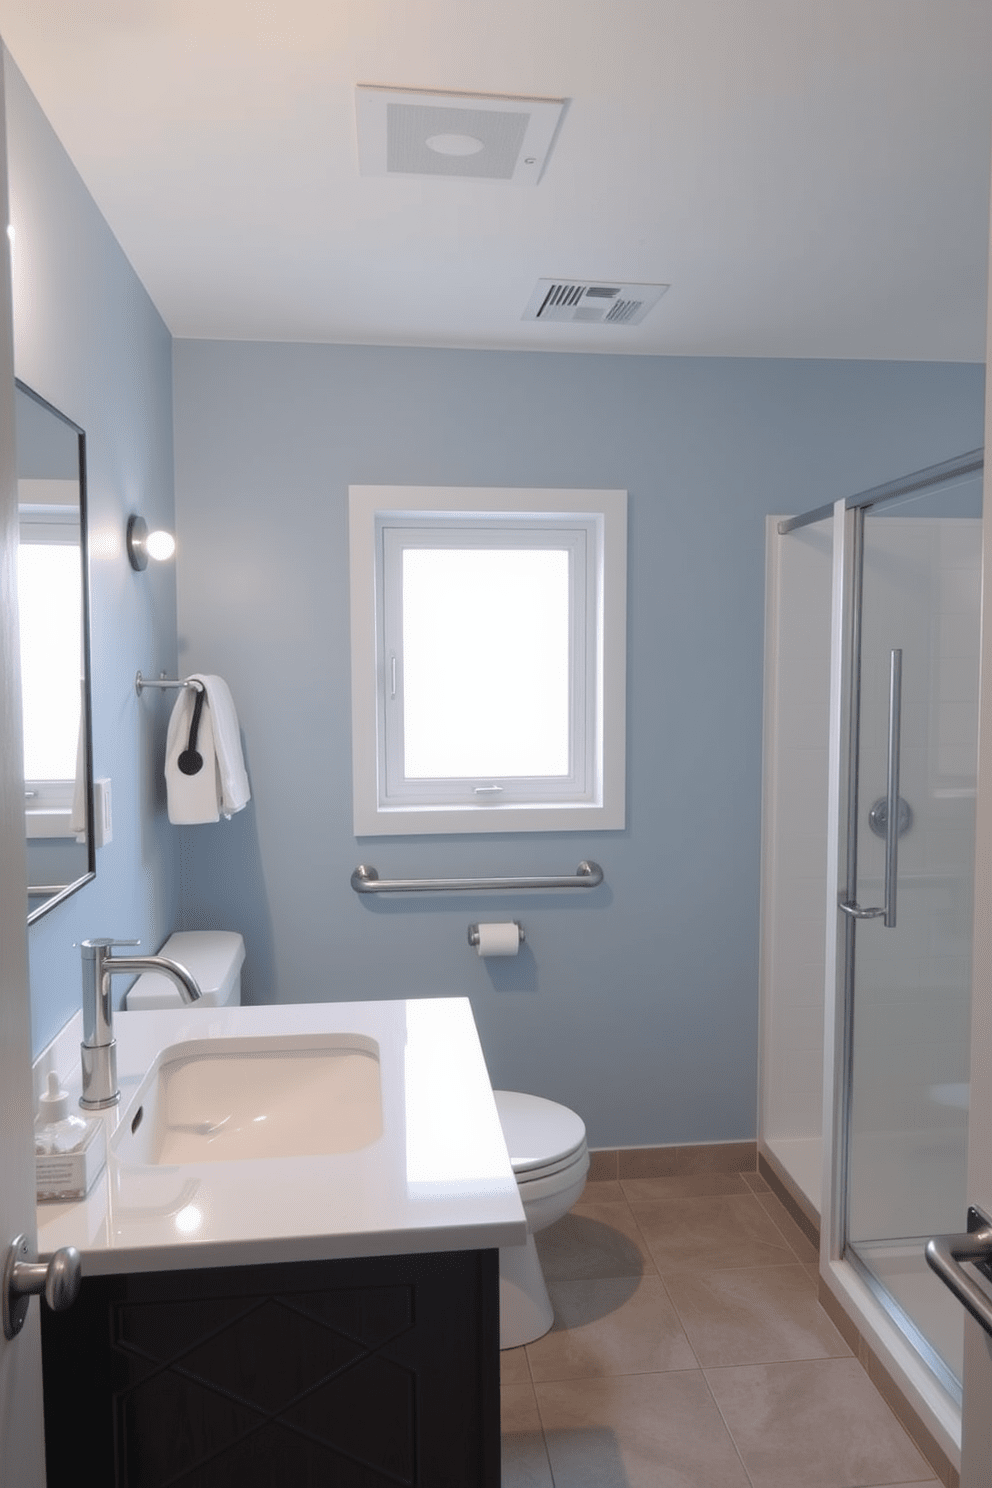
[35,1071,106,1201]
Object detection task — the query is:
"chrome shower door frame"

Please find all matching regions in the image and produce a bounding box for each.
[818,454,985,1471]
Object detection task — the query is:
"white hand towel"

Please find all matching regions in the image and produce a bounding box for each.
[197,674,251,816]
[165,682,220,824]
[165,674,250,824]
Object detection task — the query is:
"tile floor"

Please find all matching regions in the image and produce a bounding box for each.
[500,1170,942,1488]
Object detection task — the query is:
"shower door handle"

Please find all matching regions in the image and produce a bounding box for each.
[925,1206,992,1340]
[839,649,903,929]
[882,649,902,928]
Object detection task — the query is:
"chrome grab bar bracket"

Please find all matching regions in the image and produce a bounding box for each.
[839,900,886,920]
[925,1205,992,1340]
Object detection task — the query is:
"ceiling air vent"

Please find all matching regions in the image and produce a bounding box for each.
[356,86,566,184]
[524,279,669,326]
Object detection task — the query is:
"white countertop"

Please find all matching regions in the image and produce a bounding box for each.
[37,997,526,1276]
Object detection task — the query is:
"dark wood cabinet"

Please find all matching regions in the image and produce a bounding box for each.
[41,1247,500,1487]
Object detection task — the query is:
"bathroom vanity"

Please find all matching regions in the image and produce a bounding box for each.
[36,998,525,1488]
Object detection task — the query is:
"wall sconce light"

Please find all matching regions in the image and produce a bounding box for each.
[126,514,176,571]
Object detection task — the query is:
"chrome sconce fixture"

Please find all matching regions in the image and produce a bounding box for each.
[126,514,176,571]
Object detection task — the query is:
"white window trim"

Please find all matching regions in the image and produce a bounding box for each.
[349,485,627,836]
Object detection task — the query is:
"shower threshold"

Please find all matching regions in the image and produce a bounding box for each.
[848,1237,963,1400]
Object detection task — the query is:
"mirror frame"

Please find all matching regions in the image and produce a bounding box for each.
[17,378,95,923]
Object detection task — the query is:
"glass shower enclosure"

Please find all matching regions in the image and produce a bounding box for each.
[838,461,983,1401]
[761,448,984,1461]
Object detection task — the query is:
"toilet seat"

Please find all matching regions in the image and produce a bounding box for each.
[515,1148,590,1206]
[516,1145,589,1186]
[494,1089,587,1178]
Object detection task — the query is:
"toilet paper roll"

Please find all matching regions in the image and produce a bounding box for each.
[475,922,521,958]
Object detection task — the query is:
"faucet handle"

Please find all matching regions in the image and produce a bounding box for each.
[79,938,141,956]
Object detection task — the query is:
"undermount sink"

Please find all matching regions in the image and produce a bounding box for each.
[112,1033,382,1165]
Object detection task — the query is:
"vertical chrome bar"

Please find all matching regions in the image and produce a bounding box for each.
[884,648,902,928]
[835,503,864,1260]
[844,511,865,908]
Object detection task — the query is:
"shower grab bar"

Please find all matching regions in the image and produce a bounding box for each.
[925,1206,992,1341]
[351,861,604,894]
[839,649,902,929]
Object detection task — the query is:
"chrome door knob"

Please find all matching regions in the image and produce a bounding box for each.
[3,1234,82,1340]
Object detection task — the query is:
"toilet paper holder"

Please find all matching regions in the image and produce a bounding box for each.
[468,922,525,949]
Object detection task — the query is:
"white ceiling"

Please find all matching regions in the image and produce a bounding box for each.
[0,0,990,359]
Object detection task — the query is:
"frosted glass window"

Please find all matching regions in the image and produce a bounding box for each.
[17,543,81,780]
[402,548,570,779]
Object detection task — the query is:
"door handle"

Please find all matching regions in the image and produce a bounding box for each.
[839,649,904,929]
[925,1206,992,1340]
[2,1233,82,1340]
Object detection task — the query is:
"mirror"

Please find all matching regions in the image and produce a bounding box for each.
[16,380,94,922]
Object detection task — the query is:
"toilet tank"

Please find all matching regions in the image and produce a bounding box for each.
[123,931,245,1011]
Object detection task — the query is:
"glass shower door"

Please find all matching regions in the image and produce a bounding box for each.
[843,473,983,1396]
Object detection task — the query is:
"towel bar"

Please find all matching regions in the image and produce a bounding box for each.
[350,862,604,894]
[134,672,205,696]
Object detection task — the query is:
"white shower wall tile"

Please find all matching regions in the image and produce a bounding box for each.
[760,516,833,1161]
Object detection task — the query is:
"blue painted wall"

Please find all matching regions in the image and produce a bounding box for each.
[4,47,985,1145]
[172,341,985,1147]
[4,54,181,1056]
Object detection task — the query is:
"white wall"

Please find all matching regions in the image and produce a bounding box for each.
[759,514,834,1205]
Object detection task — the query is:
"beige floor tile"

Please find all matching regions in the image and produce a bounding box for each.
[526,1275,697,1381]
[629,1192,797,1273]
[501,1344,531,1384]
[704,1357,934,1488]
[622,1172,751,1201]
[536,1203,657,1282]
[535,1371,752,1487]
[663,1263,852,1366]
[502,1381,541,1432]
[573,1179,625,1206]
[743,1170,772,1194]
[501,1383,555,1488]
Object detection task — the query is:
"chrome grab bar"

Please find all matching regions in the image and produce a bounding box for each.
[839,648,902,928]
[925,1206,992,1340]
[351,861,604,894]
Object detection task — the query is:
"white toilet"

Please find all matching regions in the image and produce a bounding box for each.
[123,930,245,1009]
[494,1089,589,1349]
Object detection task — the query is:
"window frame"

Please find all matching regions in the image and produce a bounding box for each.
[349,486,627,836]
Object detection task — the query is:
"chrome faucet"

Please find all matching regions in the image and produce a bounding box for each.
[79,938,202,1109]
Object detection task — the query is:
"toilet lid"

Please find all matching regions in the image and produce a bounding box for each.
[494,1089,587,1176]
